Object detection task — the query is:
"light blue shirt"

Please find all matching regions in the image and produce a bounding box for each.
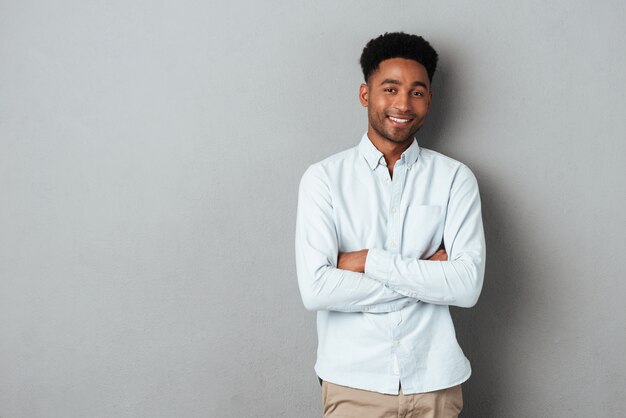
[295,134,486,395]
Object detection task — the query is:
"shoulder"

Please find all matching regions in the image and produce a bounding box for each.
[418,147,464,170]
[418,147,477,181]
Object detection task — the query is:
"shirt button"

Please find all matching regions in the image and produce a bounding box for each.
[363,307,369,312]
[391,207,397,214]
[393,340,400,346]
[390,242,397,248]
[410,292,417,298]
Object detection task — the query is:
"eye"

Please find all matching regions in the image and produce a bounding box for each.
[384,87,396,93]
[412,91,425,97]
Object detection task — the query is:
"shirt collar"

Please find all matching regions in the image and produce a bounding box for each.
[358,133,421,170]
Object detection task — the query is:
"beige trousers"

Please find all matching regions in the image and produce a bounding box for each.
[322,381,463,418]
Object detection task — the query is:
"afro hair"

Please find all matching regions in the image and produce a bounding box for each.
[360,32,439,83]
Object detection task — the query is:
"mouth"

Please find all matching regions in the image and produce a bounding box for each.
[387,115,414,126]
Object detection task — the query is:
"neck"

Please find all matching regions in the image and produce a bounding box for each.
[367,130,413,175]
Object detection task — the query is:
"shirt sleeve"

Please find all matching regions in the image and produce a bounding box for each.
[364,164,486,308]
[295,165,415,313]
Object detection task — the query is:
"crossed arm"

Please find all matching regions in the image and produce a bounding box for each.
[338,248,448,272]
[295,164,485,313]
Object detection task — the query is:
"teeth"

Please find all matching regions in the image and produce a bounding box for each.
[389,116,410,123]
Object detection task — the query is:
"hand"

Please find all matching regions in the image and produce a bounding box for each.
[428,248,448,261]
[337,250,368,273]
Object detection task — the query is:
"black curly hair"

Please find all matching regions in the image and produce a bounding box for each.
[360,32,439,84]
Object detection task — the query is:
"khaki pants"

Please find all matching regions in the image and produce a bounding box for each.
[321,381,463,418]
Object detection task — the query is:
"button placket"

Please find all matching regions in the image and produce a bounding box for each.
[387,164,405,253]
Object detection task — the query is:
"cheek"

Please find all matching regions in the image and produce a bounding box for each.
[367,102,383,117]
[372,99,391,115]
[414,102,430,115]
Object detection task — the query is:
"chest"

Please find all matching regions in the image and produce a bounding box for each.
[329,164,450,257]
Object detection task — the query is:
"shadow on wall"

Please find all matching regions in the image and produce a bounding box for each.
[451,174,510,417]
[413,55,458,152]
[419,54,532,417]
[451,169,538,418]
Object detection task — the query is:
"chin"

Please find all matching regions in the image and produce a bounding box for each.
[385,133,415,143]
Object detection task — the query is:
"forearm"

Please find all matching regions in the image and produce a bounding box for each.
[365,248,484,307]
[296,259,415,312]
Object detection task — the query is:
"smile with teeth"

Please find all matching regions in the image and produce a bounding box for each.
[388,116,413,124]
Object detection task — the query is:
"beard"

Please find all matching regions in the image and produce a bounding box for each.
[368,108,423,144]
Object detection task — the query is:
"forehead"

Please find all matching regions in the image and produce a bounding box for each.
[369,58,430,86]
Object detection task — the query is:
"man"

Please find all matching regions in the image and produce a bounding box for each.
[295,32,485,418]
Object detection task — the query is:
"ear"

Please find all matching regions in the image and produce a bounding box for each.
[359,83,368,107]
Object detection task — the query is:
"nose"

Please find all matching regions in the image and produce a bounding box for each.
[393,92,410,112]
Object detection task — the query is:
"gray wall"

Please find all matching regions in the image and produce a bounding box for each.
[1,1,625,417]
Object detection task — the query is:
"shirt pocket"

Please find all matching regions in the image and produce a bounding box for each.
[401,205,445,258]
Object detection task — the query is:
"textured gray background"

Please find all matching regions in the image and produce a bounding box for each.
[1,1,625,417]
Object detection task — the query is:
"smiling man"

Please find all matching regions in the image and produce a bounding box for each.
[295,32,486,418]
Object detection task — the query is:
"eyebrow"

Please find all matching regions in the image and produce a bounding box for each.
[380,79,428,89]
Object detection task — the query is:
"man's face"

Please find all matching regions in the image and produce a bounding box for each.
[359,58,432,145]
